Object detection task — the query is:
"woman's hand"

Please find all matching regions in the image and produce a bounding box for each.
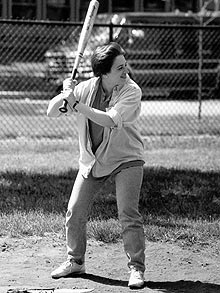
[62,78,77,108]
[63,78,77,91]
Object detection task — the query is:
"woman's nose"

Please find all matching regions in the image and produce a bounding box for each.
[124,66,129,74]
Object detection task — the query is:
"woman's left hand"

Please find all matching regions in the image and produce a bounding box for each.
[62,78,77,109]
[63,78,77,91]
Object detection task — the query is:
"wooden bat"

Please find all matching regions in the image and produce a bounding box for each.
[59,0,99,113]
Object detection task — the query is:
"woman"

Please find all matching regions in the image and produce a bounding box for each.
[47,42,145,288]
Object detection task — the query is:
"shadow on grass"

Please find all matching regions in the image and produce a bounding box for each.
[1,166,220,218]
[63,273,220,292]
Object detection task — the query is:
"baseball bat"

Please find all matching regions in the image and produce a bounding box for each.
[59,0,99,113]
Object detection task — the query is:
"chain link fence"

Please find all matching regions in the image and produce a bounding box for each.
[1,19,220,145]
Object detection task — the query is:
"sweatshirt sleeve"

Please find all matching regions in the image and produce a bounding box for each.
[107,85,142,129]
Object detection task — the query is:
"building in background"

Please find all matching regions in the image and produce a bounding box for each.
[1,0,218,22]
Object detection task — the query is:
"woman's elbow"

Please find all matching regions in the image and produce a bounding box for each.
[47,107,51,116]
[105,117,116,128]
[47,107,60,117]
[47,107,53,117]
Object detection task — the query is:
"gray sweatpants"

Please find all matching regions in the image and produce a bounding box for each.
[66,165,145,272]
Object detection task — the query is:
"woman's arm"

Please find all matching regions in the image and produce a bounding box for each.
[47,93,69,117]
[47,78,115,127]
[47,90,115,127]
[47,79,77,117]
[75,102,115,128]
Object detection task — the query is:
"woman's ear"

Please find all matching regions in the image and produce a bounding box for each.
[102,73,108,79]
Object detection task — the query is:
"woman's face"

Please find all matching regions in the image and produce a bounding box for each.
[105,54,129,87]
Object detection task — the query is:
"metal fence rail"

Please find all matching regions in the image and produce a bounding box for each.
[0,19,220,142]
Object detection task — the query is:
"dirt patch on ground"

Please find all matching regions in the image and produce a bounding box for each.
[1,236,220,293]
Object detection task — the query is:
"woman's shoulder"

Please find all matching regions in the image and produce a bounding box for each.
[120,76,142,97]
[76,76,99,90]
[74,77,100,100]
[126,76,142,92]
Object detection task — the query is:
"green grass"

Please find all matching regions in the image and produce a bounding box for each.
[1,210,220,249]
[1,136,220,247]
[1,98,220,246]
[0,210,65,238]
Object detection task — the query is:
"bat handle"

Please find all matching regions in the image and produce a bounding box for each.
[59,99,68,113]
[71,68,78,80]
[59,69,78,113]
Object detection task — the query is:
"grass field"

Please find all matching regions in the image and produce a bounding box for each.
[1,98,220,247]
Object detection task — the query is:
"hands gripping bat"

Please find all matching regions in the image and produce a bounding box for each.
[59,0,99,113]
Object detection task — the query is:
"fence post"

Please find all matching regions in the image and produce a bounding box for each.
[197,0,204,125]
[109,21,113,42]
[198,20,203,122]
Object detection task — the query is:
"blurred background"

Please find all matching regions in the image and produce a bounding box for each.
[1,0,220,143]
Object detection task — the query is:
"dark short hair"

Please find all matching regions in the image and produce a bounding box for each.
[91,42,125,77]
